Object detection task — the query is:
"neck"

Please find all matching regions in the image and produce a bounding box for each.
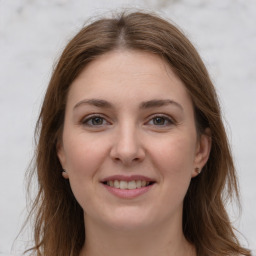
[79,215,196,256]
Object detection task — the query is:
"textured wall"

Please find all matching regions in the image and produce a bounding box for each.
[0,0,255,255]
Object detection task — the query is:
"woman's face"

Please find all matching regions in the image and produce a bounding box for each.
[58,50,210,231]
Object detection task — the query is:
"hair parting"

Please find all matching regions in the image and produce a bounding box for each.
[23,11,251,256]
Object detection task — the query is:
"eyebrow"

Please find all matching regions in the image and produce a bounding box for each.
[73,98,183,111]
[74,99,112,109]
[139,99,183,111]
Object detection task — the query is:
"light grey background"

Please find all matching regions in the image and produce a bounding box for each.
[0,0,255,255]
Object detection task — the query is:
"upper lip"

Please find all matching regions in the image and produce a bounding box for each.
[101,175,156,182]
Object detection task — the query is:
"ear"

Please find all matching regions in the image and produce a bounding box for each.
[62,170,69,179]
[192,128,212,177]
[56,141,69,179]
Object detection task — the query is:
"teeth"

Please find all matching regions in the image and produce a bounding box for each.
[120,181,128,189]
[106,180,152,189]
[114,180,120,188]
[128,181,136,189]
[136,180,142,188]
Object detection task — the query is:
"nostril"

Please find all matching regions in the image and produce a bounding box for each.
[114,157,121,162]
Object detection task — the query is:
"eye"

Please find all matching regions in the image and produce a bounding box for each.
[147,115,174,127]
[81,115,109,127]
[152,117,168,125]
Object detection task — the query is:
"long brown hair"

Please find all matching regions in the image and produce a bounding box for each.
[24,11,251,256]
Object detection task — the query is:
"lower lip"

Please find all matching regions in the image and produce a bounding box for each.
[102,183,155,199]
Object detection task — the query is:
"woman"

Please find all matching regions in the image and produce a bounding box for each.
[25,11,252,256]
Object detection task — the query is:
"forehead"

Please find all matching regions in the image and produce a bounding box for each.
[67,50,193,110]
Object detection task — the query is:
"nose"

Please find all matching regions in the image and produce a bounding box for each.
[110,124,145,166]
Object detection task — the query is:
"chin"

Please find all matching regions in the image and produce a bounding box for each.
[97,206,158,231]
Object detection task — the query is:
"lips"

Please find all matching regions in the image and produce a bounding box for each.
[101,175,156,198]
[106,180,151,189]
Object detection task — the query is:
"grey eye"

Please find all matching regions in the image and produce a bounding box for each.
[149,116,173,126]
[91,117,104,125]
[153,117,166,125]
[82,116,107,126]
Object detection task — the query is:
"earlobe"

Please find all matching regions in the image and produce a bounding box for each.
[192,128,212,177]
[57,143,69,179]
[62,169,69,179]
[56,141,67,172]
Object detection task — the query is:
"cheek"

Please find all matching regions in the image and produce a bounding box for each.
[153,134,195,168]
[62,134,109,208]
[63,133,108,180]
[139,133,197,221]
[150,133,196,189]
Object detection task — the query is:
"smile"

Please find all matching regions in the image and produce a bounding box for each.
[104,180,154,189]
[101,175,156,199]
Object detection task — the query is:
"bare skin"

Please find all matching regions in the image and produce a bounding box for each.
[58,50,210,256]
[79,220,197,256]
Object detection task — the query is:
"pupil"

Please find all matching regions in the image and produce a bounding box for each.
[154,117,164,125]
[93,117,103,125]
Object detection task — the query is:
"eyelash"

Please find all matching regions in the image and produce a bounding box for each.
[81,114,110,127]
[80,114,175,128]
[146,114,175,127]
